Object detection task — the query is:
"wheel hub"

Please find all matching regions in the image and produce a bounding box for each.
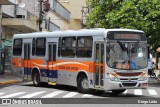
[81,78,89,90]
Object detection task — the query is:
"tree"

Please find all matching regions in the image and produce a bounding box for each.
[86,0,160,53]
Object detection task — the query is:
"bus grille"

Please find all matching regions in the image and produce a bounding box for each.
[120,78,138,81]
[117,72,142,76]
[122,83,137,87]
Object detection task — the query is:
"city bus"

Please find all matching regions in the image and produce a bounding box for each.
[11,28,148,94]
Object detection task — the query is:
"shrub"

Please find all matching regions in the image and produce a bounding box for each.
[157,74,160,78]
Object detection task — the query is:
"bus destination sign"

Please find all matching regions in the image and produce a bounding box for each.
[114,34,140,40]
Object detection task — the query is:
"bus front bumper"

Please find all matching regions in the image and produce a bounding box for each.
[103,78,148,91]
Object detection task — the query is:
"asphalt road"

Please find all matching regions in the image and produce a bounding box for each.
[0,81,160,106]
[0,81,160,98]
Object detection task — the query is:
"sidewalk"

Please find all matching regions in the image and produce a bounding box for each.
[154,69,160,77]
[0,70,22,85]
[148,69,160,86]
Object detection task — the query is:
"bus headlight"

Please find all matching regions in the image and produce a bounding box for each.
[107,73,119,81]
[139,73,148,81]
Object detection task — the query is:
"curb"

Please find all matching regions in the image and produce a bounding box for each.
[0,80,20,85]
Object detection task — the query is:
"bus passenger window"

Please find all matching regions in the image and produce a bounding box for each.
[13,39,23,56]
[36,38,46,56]
[77,36,93,58]
[61,37,76,57]
[32,38,36,56]
[58,38,61,57]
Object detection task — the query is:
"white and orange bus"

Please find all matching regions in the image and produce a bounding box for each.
[12,28,148,94]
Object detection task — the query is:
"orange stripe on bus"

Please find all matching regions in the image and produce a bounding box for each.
[12,58,22,67]
[12,58,101,73]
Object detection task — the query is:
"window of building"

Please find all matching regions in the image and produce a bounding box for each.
[76,36,93,57]
[61,37,76,57]
[36,38,46,56]
[13,39,23,56]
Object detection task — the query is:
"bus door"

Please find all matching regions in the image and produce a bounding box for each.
[47,43,57,82]
[23,43,31,80]
[95,42,104,87]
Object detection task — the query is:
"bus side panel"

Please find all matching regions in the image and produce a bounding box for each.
[29,58,96,86]
[29,58,58,83]
[56,71,95,88]
[11,57,23,77]
[30,58,48,82]
[23,59,31,77]
[55,60,95,87]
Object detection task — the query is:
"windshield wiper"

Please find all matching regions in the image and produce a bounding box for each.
[117,41,128,52]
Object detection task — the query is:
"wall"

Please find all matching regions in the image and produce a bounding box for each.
[19,0,39,17]
[58,0,86,30]
[46,11,69,30]
[69,19,81,30]
[58,0,86,19]
[2,5,15,17]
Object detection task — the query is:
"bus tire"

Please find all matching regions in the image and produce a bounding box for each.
[77,75,91,94]
[112,89,126,94]
[33,72,41,87]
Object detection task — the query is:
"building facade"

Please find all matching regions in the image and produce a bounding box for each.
[58,0,87,30]
[0,0,70,75]
[0,0,87,75]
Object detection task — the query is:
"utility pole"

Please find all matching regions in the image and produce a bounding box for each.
[0,5,2,75]
[81,6,89,28]
[38,0,50,31]
[81,0,91,28]
[38,0,43,31]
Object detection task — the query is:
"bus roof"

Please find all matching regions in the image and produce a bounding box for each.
[13,28,144,39]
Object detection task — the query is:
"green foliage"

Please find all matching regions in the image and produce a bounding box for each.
[157,74,160,78]
[86,0,160,52]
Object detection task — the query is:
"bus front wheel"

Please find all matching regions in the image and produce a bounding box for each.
[33,72,41,87]
[77,75,91,94]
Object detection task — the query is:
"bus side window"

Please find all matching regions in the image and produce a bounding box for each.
[13,39,23,56]
[58,37,61,57]
[77,36,93,58]
[61,37,76,57]
[32,38,36,56]
[36,38,46,56]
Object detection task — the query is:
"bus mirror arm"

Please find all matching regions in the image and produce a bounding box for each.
[131,41,139,53]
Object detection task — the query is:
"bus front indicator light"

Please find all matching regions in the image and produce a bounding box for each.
[108,73,119,81]
[139,73,148,81]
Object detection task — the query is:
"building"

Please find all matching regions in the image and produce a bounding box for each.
[0,0,87,75]
[58,0,87,30]
[46,0,70,31]
[0,0,70,75]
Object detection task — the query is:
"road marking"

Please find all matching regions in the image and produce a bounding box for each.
[0,92,26,98]
[0,92,5,96]
[148,89,157,95]
[82,94,93,97]
[62,92,78,98]
[123,90,128,95]
[134,89,142,95]
[41,91,64,98]
[20,91,46,98]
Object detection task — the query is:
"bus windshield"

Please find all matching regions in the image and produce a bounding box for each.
[106,41,147,70]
